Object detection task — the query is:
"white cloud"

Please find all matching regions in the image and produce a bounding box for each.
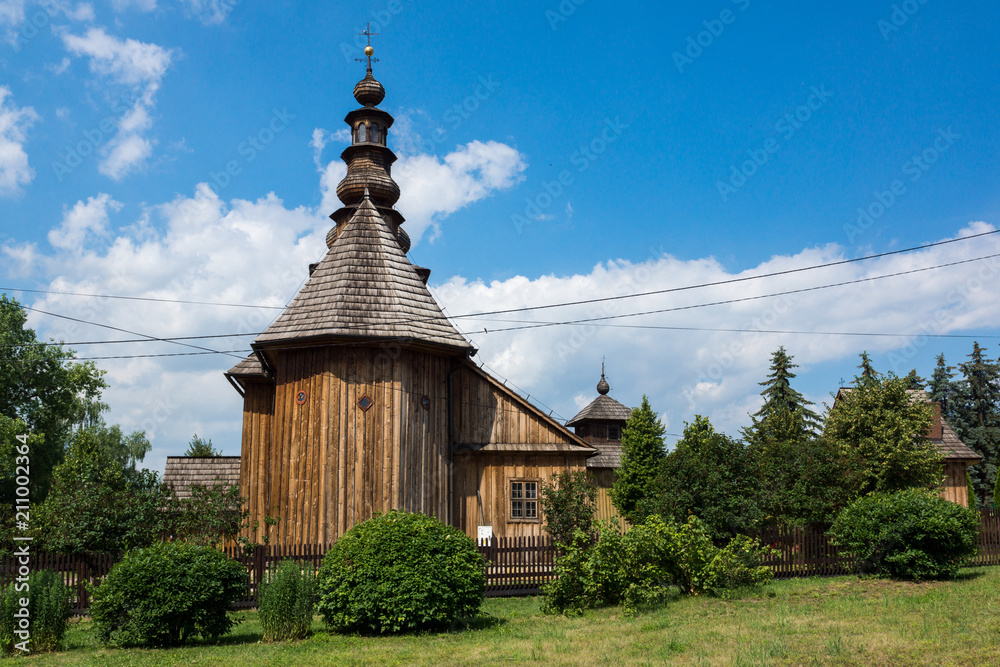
[431,222,1000,437]
[11,122,1000,469]
[60,27,175,180]
[0,0,26,28]
[180,0,236,25]
[47,193,122,251]
[392,140,527,242]
[0,86,39,197]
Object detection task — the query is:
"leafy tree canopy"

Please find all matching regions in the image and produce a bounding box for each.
[185,434,220,457]
[642,416,761,541]
[0,294,107,502]
[610,396,665,524]
[32,424,165,553]
[825,366,942,497]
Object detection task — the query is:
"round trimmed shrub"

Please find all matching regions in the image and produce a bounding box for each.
[317,510,485,634]
[258,559,316,642]
[90,541,248,646]
[0,570,72,654]
[830,488,980,580]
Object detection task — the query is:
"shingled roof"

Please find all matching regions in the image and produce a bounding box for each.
[163,456,241,500]
[226,353,266,378]
[567,394,633,426]
[253,193,474,353]
[586,442,623,469]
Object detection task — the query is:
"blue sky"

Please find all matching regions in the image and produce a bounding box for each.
[2,0,999,468]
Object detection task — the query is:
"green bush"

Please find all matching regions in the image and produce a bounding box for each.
[90,541,248,646]
[258,560,316,641]
[830,488,980,580]
[542,515,775,616]
[0,570,72,654]
[702,535,776,594]
[317,511,485,634]
[540,470,597,548]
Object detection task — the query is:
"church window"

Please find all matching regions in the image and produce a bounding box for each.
[509,480,539,522]
[370,123,380,143]
[608,425,621,440]
[358,122,367,142]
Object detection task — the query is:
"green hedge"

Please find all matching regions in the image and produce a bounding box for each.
[90,541,248,646]
[830,488,980,580]
[317,511,485,634]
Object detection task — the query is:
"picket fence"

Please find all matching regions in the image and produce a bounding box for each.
[3,510,997,612]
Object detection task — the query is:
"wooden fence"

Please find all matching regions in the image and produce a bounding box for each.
[3,510,997,612]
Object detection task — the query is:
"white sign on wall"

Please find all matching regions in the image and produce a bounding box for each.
[477,525,494,546]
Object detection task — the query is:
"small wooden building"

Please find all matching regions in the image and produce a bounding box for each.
[162,456,241,500]
[833,388,982,507]
[566,368,631,522]
[225,59,595,546]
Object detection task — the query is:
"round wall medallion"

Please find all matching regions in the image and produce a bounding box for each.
[420,395,430,410]
[296,390,307,405]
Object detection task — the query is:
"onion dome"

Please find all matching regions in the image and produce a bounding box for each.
[353,69,385,107]
[597,372,610,395]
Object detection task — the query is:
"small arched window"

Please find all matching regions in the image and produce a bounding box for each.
[370,123,380,144]
[381,128,387,145]
[358,123,367,142]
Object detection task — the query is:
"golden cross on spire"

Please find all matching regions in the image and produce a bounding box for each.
[355,22,379,71]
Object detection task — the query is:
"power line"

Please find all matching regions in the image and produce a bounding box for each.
[473,253,1000,334]
[5,251,1000,348]
[3,228,997,318]
[21,305,247,361]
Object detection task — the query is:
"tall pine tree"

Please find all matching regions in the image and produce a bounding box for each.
[752,347,821,435]
[956,343,1000,507]
[610,395,666,524]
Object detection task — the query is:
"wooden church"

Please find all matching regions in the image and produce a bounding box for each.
[225,49,600,546]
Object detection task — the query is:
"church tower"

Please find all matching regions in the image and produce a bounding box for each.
[226,38,595,546]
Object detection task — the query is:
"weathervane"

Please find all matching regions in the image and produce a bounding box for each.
[355,22,379,71]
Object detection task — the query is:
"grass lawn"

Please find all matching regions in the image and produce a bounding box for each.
[9,567,1000,666]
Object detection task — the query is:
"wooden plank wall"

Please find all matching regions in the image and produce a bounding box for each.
[453,451,586,538]
[240,379,274,542]
[240,346,455,546]
[941,461,970,507]
[451,365,570,445]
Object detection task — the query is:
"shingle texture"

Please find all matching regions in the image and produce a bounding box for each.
[567,395,633,426]
[586,442,623,469]
[163,456,241,500]
[254,195,473,352]
[227,354,265,377]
